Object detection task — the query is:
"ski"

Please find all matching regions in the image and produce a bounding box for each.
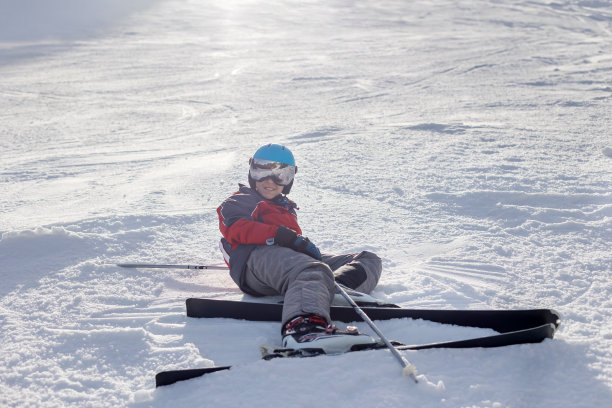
[155,366,231,387]
[186,298,561,334]
[263,323,556,357]
[155,323,556,387]
[156,299,559,387]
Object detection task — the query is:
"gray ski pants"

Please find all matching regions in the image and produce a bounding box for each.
[244,246,382,325]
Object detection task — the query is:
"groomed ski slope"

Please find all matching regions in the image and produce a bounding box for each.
[0,0,610,406]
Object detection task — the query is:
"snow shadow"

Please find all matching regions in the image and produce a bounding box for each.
[0,226,99,297]
[0,214,169,298]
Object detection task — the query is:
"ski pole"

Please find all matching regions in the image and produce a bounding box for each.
[334,282,419,383]
[116,263,228,270]
[117,263,401,308]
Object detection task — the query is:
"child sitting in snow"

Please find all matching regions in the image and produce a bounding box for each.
[217,143,382,352]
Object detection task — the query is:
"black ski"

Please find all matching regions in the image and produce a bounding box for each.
[155,323,556,387]
[156,366,231,387]
[186,298,561,333]
[403,323,555,349]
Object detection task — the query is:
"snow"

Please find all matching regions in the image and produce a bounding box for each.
[0,0,610,406]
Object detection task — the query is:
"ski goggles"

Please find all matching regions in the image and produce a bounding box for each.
[249,158,296,186]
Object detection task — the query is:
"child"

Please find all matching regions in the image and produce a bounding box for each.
[217,144,382,352]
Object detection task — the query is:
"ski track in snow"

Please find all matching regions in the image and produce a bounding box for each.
[1,0,611,407]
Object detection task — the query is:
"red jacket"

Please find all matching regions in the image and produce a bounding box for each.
[218,189,300,248]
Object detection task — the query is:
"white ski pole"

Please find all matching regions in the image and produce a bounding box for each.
[116,263,228,270]
[117,262,399,309]
[335,282,418,383]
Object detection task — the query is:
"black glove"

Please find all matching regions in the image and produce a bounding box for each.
[274,226,322,261]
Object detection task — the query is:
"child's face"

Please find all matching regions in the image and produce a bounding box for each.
[255,178,284,199]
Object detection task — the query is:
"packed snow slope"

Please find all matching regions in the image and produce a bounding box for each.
[1,0,611,406]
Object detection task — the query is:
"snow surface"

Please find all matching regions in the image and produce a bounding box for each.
[1,0,611,406]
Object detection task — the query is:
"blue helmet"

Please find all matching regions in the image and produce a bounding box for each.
[252,144,295,166]
[249,144,297,194]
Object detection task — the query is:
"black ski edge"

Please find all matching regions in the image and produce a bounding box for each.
[186,298,561,333]
[399,323,556,350]
[157,323,556,385]
[155,366,231,387]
